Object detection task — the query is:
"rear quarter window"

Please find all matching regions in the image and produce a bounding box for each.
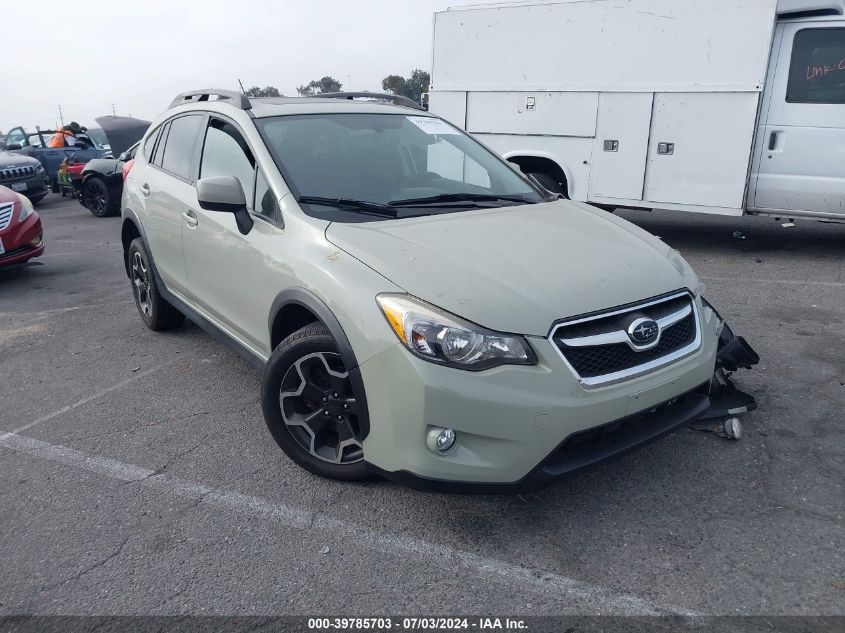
[143,127,160,161]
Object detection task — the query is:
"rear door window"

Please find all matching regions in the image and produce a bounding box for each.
[160,114,203,180]
[787,28,845,104]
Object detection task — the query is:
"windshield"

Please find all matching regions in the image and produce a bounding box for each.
[86,128,110,149]
[256,113,546,221]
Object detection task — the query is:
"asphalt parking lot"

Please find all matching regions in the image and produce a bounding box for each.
[1,194,843,617]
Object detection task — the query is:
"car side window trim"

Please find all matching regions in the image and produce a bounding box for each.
[196,113,285,229]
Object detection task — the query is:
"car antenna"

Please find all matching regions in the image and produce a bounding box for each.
[237,78,247,96]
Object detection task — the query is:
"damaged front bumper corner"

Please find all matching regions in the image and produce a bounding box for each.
[699,305,761,421]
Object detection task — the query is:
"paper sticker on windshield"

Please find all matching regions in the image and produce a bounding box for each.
[406,116,460,135]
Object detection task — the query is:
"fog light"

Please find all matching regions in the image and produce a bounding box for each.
[436,428,456,452]
[426,427,457,453]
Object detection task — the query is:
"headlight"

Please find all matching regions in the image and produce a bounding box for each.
[376,293,536,371]
[17,195,35,223]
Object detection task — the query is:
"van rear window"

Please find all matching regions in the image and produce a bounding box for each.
[787,28,845,104]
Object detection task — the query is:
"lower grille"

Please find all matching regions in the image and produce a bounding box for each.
[0,245,34,261]
[550,291,701,386]
[0,166,36,182]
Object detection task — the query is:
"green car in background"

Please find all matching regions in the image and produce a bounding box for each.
[120,90,759,493]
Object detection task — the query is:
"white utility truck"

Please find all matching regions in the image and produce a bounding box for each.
[429,0,845,220]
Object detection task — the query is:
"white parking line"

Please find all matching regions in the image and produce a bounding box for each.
[0,297,133,319]
[701,275,845,288]
[3,366,162,436]
[39,248,122,259]
[0,431,698,616]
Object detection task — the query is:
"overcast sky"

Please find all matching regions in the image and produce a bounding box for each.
[3,0,487,132]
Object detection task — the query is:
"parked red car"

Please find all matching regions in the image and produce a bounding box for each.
[0,184,44,267]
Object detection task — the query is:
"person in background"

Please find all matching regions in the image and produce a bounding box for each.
[47,122,85,148]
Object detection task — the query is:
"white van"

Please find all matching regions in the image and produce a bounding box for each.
[429,0,845,220]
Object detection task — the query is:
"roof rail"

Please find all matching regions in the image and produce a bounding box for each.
[313,92,425,111]
[169,89,251,110]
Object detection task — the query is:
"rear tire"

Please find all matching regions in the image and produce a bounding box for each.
[128,238,184,331]
[261,323,372,481]
[83,177,118,217]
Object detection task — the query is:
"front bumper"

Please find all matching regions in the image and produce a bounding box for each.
[0,174,49,201]
[360,298,721,492]
[0,213,45,267]
[368,385,710,493]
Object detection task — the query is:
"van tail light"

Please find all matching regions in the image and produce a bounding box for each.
[122,159,136,182]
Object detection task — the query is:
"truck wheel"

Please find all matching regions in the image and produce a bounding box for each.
[83,178,117,217]
[529,172,568,198]
[128,238,184,331]
[262,323,371,481]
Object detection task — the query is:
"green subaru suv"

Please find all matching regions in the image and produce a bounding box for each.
[121,90,759,492]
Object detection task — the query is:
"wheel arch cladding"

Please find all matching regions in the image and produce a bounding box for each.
[268,288,371,440]
[121,218,142,277]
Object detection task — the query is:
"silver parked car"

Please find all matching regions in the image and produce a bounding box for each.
[121,90,759,492]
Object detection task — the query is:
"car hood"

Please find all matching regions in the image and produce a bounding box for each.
[95,116,150,157]
[325,201,698,336]
[0,150,40,168]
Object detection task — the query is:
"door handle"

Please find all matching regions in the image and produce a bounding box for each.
[182,210,198,228]
[768,131,782,153]
[140,183,150,197]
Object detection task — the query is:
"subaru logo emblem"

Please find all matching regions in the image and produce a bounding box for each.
[628,318,660,346]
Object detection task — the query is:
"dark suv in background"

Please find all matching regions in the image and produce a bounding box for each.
[0,149,49,204]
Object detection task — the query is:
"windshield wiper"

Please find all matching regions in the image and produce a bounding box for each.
[388,193,535,207]
[298,196,398,218]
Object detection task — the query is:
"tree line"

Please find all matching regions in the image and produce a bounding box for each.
[242,69,430,104]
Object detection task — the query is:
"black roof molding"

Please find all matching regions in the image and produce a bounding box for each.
[313,92,425,111]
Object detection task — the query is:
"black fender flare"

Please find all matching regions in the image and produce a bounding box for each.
[268,288,371,439]
[121,212,166,292]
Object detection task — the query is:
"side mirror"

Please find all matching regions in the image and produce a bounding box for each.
[197,176,253,235]
[64,149,77,158]
[73,142,89,150]
[118,151,132,162]
[6,143,22,151]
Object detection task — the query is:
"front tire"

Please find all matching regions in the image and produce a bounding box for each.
[261,323,370,481]
[128,238,184,331]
